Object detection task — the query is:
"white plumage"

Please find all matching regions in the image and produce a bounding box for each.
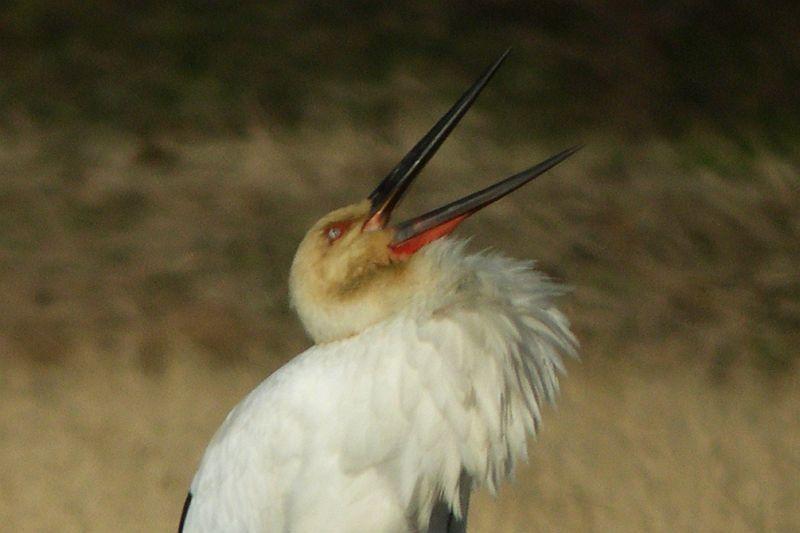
[184,241,575,532]
[180,51,579,532]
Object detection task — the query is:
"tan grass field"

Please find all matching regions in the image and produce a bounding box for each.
[0,111,797,531]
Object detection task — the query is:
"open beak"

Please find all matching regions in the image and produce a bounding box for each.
[364,49,511,231]
[389,145,581,256]
[364,50,581,257]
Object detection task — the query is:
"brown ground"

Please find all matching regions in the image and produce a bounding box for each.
[0,107,798,531]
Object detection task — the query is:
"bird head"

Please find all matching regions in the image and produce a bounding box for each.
[290,51,579,343]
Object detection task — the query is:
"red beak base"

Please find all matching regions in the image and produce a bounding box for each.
[388,214,468,258]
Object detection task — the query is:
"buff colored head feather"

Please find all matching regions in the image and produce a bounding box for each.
[289,50,579,343]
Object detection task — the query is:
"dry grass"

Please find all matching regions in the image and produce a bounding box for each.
[0,107,798,531]
[470,361,799,532]
[3,344,797,532]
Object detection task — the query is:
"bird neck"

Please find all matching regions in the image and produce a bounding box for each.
[291,237,562,347]
[290,239,460,344]
[332,240,577,526]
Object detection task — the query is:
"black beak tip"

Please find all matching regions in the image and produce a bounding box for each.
[365,48,515,228]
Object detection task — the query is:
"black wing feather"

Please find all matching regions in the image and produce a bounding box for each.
[178,492,192,532]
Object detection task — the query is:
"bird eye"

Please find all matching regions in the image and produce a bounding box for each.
[327,226,342,240]
[324,221,351,244]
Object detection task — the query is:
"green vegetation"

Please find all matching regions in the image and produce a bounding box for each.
[0,5,798,530]
[2,2,799,144]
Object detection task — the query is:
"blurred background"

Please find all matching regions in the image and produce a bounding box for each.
[1,2,798,531]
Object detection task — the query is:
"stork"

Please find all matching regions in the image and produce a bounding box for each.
[179,50,579,532]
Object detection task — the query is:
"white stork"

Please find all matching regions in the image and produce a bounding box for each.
[179,50,579,532]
